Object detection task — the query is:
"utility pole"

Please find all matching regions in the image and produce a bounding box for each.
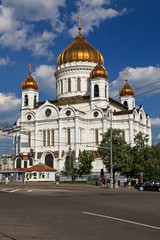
[110,110,114,188]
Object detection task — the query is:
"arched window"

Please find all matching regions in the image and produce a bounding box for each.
[68,78,71,92]
[61,80,63,94]
[16,158,21,168]
[29,157,33,166]
[124,101,128,107]
[94,85,99,97]
[67,128,71,145]
[24,95,28,106]
[34,95,37,106]
[95,129,99,145]
[45,154,53,168]
[28,131,31,148]
[51,130,54,146]
[43,130,46,146]
[77,78,81,91]
[47,130,50,146]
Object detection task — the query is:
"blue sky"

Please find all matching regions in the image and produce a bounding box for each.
[0,0,160,156]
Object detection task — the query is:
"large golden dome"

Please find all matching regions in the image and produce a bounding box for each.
[119,73,135,96]
[22,63,39,90]
[57,16,104,67]
[90,61,108,79]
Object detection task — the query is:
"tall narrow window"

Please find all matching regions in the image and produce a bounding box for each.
[68,78,71,92]
[43,131,46,147]
[105,85,107,98]
[94,85,99,97]
[67,128,71,145]
[80,129,82,144]
[61,80,63,94]
[87,78,90,92]
[124,101,128,107]
[77,78,81,91]
[28,131,31,147]
[24,95,28,106]
[47,130,50,146]
[16,158,21,168]
[34,95,37,106]
[95,129,99,145]
[51,130,55,146]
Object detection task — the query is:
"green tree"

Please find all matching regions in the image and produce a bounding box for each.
[78,150,94,177]
[132,133,160,181]
[98,128,133,177]
[63,147,78,182]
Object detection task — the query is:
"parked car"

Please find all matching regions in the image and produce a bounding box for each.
[135,180,160,192]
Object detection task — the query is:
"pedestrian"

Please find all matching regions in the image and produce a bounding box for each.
[114,178,118,189]
[107,178,110,188]
[128,177,131,188]
[102,178,106,188]
[123,177,127,187]
[23,177,26,184]
[27,176,29,184]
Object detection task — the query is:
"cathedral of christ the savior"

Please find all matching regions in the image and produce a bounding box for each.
[13,17,151,172]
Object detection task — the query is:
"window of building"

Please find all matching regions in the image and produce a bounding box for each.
[43,131,46,146]
[68,78,71,92]
[67,128,71,145]
[47,130,50,146]
[24,95,28,106]
[61,80,63,94]
[33,172,37,179]
[94,85,99,97]
[77,78,81,91]
[124,101,128,107]
[16,158,21,168]
[105,85,107,98]
[29,157,33,166]
[28,131,31,148]
[34,95,37,106]
[24,161,27,168]
[95,129,99,145]
[51,130,55,146]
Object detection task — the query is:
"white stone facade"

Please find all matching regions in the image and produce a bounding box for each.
[13,58,151,173]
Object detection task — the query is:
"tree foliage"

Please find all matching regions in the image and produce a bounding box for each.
[63,147,78,182]
[78,150,94,176]
[98,128,133,177]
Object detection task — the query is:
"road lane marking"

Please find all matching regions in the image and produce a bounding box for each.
[9,189,19,193]
[27,190,33,192]
[83,212,160,230]
[0,189,8,191]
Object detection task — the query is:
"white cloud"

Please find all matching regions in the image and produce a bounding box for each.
[2,0,65,29]
[33,65,56,97]
[151,118,160,126]
[0,57,11,66]
[110,66,160,98]
[0,1,65,58]
[0,93,21,122]
[69,0,127,37]
[157,134,160,140]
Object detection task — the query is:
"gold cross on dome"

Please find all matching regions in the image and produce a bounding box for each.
[29,63,32,75]
[78,14,82,33]
[125,72,128,81]
[78,14,81,27]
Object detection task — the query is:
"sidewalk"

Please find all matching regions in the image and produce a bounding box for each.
[0,181,136,191]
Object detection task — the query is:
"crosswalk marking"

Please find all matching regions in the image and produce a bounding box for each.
[9,189,19,193]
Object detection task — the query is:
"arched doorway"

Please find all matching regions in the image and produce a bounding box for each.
[45,154,53,168]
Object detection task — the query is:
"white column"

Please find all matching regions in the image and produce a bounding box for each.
[74,115,79,158]
[58,119,62,159]
[129,119,134,146]
[102,117,107,134]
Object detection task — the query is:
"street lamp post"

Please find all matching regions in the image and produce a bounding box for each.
[110,110,114,188]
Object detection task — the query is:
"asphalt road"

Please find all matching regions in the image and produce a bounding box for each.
[0,185,160,240]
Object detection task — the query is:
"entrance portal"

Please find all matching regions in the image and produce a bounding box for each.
[45,154,53,168]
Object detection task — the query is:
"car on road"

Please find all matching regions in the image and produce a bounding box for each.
[135,180,160,192]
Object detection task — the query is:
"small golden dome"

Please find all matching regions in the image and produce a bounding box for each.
[90,62,108,79]
[22,63,39,90]
[57,15,104,67]
[119,73,135,96]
